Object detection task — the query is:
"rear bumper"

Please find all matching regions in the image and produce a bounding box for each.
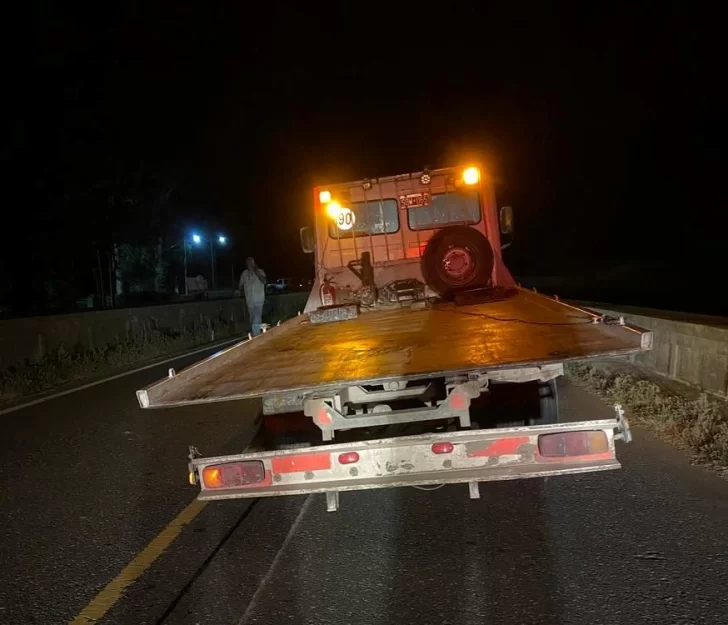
[198,460,619,501]
[191,414,629,505]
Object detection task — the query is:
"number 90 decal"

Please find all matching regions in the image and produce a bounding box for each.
[336,207,356,231]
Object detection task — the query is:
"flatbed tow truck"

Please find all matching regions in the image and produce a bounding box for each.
[138,165,651,511]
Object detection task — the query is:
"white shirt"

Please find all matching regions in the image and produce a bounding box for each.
[239,267,266,304]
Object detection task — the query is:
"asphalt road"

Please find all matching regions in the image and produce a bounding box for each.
[2,352,728,625]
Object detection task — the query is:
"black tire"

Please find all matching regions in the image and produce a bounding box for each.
[469,380,559,428]
[536,379,559,425]
[421,226,494,298]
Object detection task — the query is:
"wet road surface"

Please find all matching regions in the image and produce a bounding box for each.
[1,350,727,624]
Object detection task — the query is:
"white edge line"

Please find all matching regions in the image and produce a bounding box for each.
[237,495,313,625]
[0,337,242,417]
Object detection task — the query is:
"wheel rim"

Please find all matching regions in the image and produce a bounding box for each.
[441,246,475,283]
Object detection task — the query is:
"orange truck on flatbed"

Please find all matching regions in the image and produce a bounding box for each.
[138,165,650,511]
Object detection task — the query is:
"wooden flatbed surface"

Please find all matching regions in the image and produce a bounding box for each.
[138,290,651,409]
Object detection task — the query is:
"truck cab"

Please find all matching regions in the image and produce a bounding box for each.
[302,166,514,311]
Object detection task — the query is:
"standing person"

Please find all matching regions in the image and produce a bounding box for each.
[238,257,267,336]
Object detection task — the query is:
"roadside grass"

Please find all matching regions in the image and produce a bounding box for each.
[568,362,728,468]
[0,319,238,405]
[0,292,310,406]
[264,292,307,324]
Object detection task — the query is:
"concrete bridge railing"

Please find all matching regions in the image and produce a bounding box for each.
[582,302,728,399]
[0,292,310,368]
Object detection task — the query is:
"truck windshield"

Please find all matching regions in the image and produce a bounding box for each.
[329,199,399,238]
[408,190,481,229]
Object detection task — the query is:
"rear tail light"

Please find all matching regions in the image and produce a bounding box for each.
[538,431,609,458]
[338,452,360,465]
[431,442,454,454]
[202,461,266,488]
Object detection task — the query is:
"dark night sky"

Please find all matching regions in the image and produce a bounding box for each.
[3,2,726,313]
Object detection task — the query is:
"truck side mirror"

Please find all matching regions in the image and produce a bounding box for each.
[500,206,514,235]
[300,227,314,254]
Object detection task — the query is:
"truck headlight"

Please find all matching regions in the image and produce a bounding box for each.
[326,201,342,219]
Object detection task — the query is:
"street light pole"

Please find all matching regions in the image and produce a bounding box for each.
[188,233,226,293]
[215,235,227,290]
[183,238,188,295]
[210,240,216,291]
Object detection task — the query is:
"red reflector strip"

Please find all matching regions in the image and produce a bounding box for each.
[431,442,454,454]
[467,436,530,458]
[449,393,465,409]
[271,453,331,474]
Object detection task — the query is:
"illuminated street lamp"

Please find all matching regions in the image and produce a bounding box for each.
[210,234,228,290]
[182,234,195,296]
[183,232,228,292]
[183,233,206,295]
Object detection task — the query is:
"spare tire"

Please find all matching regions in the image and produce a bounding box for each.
[421,226,494,297]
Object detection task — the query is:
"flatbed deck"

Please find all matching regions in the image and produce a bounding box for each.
[137,290,651,409]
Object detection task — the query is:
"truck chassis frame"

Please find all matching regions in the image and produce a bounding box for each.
[299,364,564,440]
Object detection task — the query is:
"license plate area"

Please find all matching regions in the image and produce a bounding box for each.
[399,192,431,208]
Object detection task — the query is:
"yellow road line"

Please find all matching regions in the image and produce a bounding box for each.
[68,498,208,624]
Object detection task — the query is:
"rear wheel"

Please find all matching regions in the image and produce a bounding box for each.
[469,380,559,428]
[261,412,317,450]
[536,379,559,425]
